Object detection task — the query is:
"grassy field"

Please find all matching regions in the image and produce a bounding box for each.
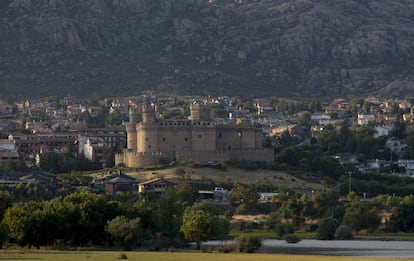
[0,251,407,261]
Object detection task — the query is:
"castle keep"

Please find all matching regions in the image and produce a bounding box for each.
[115,101,273,167]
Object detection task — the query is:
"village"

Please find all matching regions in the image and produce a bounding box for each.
[2,95,414,252]
[0,95,413,196]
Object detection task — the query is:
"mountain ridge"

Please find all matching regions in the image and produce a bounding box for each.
[1,0,414,98]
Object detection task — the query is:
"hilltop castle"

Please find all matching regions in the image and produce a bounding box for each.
[115,101,273,167]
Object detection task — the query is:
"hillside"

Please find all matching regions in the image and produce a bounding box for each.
[1,0,414,98]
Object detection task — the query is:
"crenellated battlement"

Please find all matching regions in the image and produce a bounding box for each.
[115,100,274,168]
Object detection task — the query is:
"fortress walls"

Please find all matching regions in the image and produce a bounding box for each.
[157,120,192,152]
[115,150,175,168]
[191,121,216,151]
[137,125,159,152]
[176,150,231,163]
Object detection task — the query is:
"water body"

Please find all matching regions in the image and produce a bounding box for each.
[205,239,414,258]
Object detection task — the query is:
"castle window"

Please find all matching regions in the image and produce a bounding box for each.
[145,138,148,141]
[228,146,232,150]
[185,137,188,141]
[172,145,175,149]
[218,133,222,138]
[198,134,202,139]
[174,122,176,125]
[162,138,166,141]
[148,145,151,149]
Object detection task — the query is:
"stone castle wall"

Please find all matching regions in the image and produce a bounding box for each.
[115,150,175,168]
[117,103,274,168]
[176,150,232,163]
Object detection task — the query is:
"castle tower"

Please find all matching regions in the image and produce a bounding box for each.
[190,101,211,121]
[137,103,158,152]
[126,106,138,150]
[142,104,156,126]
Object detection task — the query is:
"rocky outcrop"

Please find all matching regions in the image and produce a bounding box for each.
[1,0,414,98]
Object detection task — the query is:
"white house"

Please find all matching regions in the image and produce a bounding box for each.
[357,113,375,126]
[373,125,393,138]
[397,160,414,177]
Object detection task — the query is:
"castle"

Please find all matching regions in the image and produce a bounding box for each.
[115,100,273,167]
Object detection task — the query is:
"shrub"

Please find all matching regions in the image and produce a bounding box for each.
[316,217,339,240]
[283,233,301,244]
[335,225,354,240]
[235,234,262,253]
[230,220,258,232]
[216,245,235,253]
[118,253,128,259]
[275,223,294,237]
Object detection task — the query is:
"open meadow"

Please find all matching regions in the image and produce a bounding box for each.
[0,251,409,261]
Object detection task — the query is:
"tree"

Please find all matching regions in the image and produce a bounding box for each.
[2,201,59,248]
[191,201,220,216]
[235,234,262,253]
[348,98,364,114]
[334,224,353,240]
[276,194,310,229]
[316,217,339,240]
[105,216,142,250]
[0,222,6,249]
[372,194,401,211]
[278,130,298,147]
[0,190,12,218]
[283,233,301,244]
[153,189,185,240]
[388,195,414,232]
[180,209,214,249]
[175,182,197,206]
[342,198,380,231]
[212,217,230,242]
[61,190,113,245]
[317,124,339,154]
[231,183,258,214]
[404,135,414,159]
[278,146,306,167]
[106,108,122,125]
[390,116,406,139]
[308,99,322,113]
[297,112,311,128]
[313,189,340,217]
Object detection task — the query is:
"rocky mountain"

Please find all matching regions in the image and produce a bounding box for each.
[1,0,414,99]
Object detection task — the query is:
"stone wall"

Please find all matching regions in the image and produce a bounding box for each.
[115,150,175,168]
